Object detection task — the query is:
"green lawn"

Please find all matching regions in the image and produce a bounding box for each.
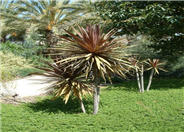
[1,78,184,132]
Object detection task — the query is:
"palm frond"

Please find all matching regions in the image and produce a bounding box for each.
[36,60,92,104]
[146,59,167,74]
[53,25,132,82]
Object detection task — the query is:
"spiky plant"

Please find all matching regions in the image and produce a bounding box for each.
[52,25,132,114]
[37,60,92,113]
[129,57,146,93]
[146,59,167,91]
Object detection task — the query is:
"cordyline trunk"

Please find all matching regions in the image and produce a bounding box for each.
[80,100,86,113]
[140,64,144,93]
[93,77,100,114]
[135,67,142,92]
[146,69,154,91]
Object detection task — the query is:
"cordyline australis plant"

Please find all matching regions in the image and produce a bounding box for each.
[145,59,167,91]
[130,58,166,92]
[51,25,132,114]
[130,57,144,93]
[37,60,92,113]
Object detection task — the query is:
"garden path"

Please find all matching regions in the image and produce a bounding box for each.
[0,75,55,98]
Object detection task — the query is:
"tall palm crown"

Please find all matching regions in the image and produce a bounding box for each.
[54,25,131,82]
[0,0,27,41]
[13,0,80,32]
[68,0,103,26]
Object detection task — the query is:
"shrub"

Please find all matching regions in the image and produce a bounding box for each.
[0,41,52,67]
[0,51,32,82]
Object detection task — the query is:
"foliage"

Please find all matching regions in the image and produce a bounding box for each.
[169,55,184,77]
[146,59,167,74]
[13,0,79,31]
[0,51,32,82]
[127,35,159,59]
[0,41,51,67]
[37,60,92,104]
[0,0,82,45]
[43,24,132,114]
[70,0,104,27]
[0,42,51,80]
[172,56,184,72]
[0,0,27,42]
[95,1,184,58]
[56,25,132,82]
[1,78,184,131]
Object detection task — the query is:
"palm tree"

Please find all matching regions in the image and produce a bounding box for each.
[52,25,132,114]
[6,0,83,46]
[0,0,26,42]
[68,0,104,27]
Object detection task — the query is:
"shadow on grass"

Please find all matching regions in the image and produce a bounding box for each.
[106,78,184,91]
[27,97,93,114]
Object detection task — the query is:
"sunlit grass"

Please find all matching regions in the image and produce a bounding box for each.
[1,78,184,132]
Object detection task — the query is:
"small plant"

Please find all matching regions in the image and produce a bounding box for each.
[130,57,146,93]
[145,59,167,91]
[130,58,167,92]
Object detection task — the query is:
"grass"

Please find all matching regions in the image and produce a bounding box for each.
[1,78,184,132]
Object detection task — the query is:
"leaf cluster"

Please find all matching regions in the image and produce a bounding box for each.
[95,1,184,58]
[54,25,132,83]
[37,59,92,104]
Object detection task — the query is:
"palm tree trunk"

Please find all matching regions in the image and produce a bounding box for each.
[140,64,144,93]
[80,100,86,113]
[135,67,142,92]
[93,79,100,114]
[146,69,154,91]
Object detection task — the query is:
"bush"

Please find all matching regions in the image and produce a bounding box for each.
[0,41,24,55]
[0,41,52,67]
[127,35,159,59]
[0,41,51,81]
[0,51,32,82]
[168,56,184,77]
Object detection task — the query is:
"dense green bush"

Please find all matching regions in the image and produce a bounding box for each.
[95,1,184,59]
[0,51,32,81]
[127,35,159,59]
[168,56,184,77]
[0,41,52,80]
[0,41,51,67]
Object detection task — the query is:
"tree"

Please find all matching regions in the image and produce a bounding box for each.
[3,0,83,46]
[0,0,27,42]
[95,1,184,59]
[52,25,132,114]
[69,0,104,27]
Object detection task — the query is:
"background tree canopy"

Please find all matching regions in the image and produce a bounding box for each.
[95,1,184,59]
